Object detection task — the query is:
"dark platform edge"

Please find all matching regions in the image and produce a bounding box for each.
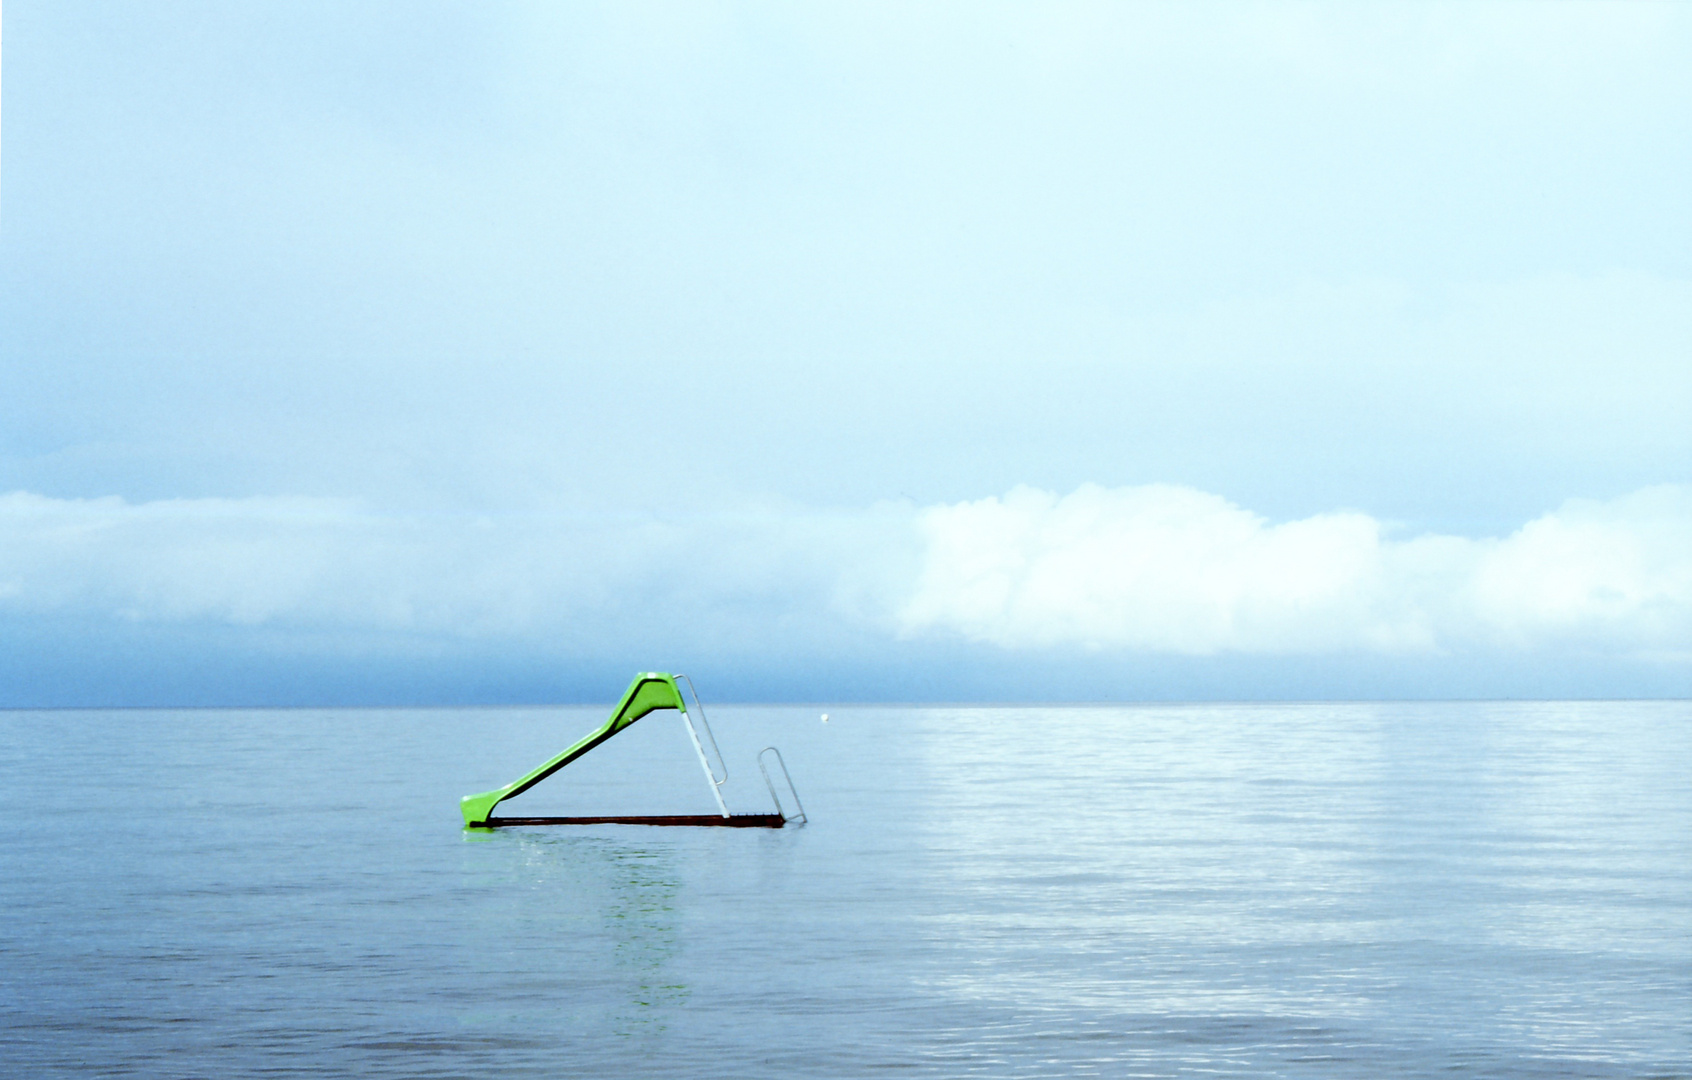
[484,814,786,828]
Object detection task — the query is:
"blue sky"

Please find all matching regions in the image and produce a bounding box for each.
[2,2,1689,705]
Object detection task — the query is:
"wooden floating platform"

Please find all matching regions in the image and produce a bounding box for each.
[485,813,786,828]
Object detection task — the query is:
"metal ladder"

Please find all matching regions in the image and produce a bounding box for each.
[675,673,731,818]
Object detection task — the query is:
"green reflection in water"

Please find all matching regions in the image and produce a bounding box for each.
[464,829,690,1041]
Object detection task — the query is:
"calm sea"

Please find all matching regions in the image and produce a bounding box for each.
[1,701,1687,1078]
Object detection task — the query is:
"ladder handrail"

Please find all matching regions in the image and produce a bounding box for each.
[758,746,807,825]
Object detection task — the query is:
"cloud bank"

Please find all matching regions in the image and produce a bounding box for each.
[3,484,1688,676]
[0,491,912,656]
[900,484,1692,659]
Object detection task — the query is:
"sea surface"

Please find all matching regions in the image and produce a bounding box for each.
[1,700,1687,1078]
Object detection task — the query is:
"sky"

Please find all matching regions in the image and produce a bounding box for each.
[1,1,1689,705]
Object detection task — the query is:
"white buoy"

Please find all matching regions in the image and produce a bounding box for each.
[821,713,829,723]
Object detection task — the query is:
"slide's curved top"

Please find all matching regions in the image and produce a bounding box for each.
[460,672,687,826]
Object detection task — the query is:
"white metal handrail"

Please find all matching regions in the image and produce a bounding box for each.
[758,746,807,825]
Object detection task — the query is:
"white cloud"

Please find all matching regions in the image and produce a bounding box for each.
[1466,487,1692,654]
[899,483,1692,658]
[0,490,915,655]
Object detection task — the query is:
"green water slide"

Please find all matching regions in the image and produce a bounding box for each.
[460,672,695,826]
